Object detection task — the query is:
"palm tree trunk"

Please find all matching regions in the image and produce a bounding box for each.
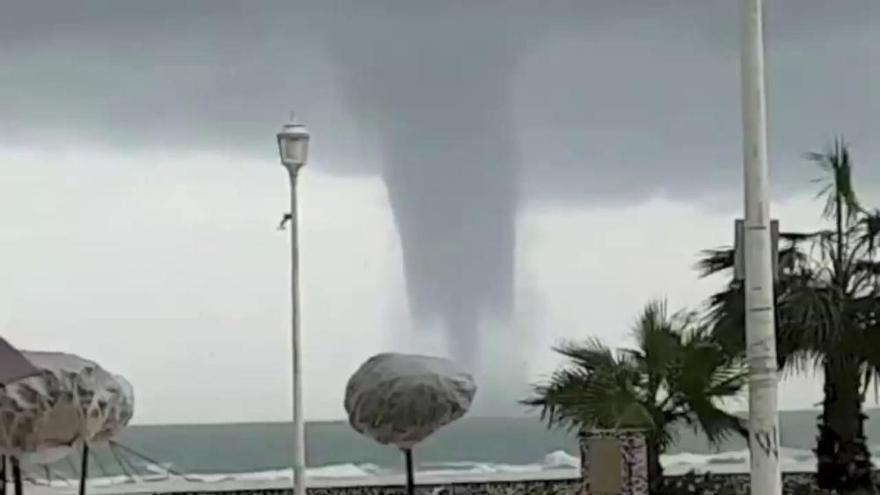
[646,438,663,494]
[816,355,873,492]
[836,187,845,278]
[815,158,874,492]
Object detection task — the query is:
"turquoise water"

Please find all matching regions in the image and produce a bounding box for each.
[107,410,874,473]
[26,410,880,479]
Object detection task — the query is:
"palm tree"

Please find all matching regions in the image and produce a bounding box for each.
[524,300,747,492]
[698,139,880,492]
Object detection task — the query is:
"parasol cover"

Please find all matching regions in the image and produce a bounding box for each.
[0,352,134,464]
[344,353,476,449]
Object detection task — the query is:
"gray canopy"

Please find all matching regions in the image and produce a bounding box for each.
[344,353,476,449]
[0,338,39,385]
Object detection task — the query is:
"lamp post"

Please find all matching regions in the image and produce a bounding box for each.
[277,116,310,495]
[740,0,781,494]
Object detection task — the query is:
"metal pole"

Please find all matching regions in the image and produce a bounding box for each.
[287,167,306,495]
[11,458,21,495]
[79,444,89,495]
[740,0,782,493]
[403,449,415,495]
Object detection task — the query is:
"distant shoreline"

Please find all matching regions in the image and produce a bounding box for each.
[128,409,838,428]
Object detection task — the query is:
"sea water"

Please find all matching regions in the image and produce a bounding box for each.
[21,411,880,487]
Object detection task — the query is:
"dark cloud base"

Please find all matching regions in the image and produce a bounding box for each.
[1,0,877,372]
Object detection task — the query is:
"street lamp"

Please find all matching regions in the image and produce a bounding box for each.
[277,116,309,495]
[740,0,782,494]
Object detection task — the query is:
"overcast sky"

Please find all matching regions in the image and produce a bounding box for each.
[0,1,877,424]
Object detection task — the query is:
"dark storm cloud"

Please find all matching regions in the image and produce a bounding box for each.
[0,1,876,198]
[2,1,877,369]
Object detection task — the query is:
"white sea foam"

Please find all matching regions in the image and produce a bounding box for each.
[308,464,379,478]
[660,448,820,476]
[209,464,383,481]
[542,450,580,469]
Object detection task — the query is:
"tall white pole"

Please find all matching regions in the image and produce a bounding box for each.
[287,168,307,495]
[740,0,781,494]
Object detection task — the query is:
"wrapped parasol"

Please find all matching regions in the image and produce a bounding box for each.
[0,344,134,495]
[0,352,134,463]
[344,353,476,495]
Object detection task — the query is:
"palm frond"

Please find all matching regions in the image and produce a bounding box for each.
[696,248,735,278]
[806,138,863,225]
[527,300,747,454]
[666,334,747,445]
[631,300,680,369]
[525,338,652,431]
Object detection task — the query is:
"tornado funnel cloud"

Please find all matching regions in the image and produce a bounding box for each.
[325,20,522,372]
[381,118,516,367]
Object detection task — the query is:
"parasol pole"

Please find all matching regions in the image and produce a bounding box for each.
[79,444,89,495]
[11,458,21,495]
[403,449,415,495]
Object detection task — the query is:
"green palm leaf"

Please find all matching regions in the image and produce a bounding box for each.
[699,139,880,490]
[525,299,747,486]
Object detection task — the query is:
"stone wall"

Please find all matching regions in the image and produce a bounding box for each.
[158,479,582,495]
[145,473,833,495]
[658,471,820,494]
[310,479,582,495]
[579,430,648,495]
